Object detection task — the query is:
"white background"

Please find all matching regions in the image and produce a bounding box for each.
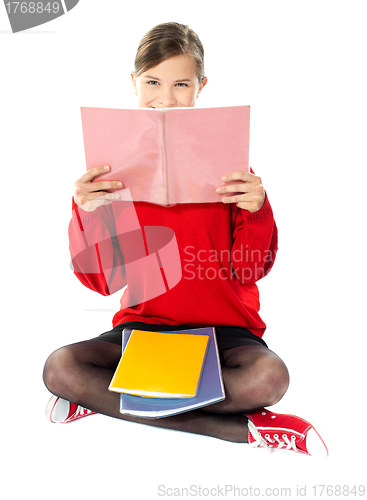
[1,1,366,498]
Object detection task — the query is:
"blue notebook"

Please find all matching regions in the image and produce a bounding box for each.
[119,327,225,418]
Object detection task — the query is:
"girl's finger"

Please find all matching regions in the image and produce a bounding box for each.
[76,165,110,186]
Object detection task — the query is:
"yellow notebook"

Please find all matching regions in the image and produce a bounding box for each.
[108,329,210,398]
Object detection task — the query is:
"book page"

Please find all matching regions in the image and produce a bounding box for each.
[81,107,167,205]
[81,106,249,206]
[164,106,250,204]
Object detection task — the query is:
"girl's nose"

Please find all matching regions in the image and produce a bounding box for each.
[158,87,177,107]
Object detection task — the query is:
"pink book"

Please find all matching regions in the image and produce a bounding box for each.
[80,106,250,206]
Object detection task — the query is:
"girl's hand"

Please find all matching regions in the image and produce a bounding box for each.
[216,171,265,213]
[74,165,123,212]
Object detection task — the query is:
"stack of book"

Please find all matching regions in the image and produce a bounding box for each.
[108,327,225,418]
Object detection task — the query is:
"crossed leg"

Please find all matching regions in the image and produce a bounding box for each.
[43,339,289,443]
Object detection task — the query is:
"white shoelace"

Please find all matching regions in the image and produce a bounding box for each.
[65,405,93,421]
[74,406,93,417]
[248,421,298,451]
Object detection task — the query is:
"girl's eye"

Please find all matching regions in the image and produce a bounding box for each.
[146,80,188,87]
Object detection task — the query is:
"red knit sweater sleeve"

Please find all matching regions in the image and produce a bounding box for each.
[68,198,126,295]
[230,193,278,284]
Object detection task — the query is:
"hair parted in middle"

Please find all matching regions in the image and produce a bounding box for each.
[133,22,205,83]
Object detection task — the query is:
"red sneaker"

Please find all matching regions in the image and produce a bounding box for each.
[244,408,330,457]
[45,395,96,423]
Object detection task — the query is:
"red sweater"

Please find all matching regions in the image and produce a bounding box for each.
[69,194,277,338]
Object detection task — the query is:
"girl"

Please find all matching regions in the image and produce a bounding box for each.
[43,22,329,456]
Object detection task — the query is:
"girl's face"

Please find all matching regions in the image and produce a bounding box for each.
[131,54,207,109]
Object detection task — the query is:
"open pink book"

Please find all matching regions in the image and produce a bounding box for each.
[80,106,250,206]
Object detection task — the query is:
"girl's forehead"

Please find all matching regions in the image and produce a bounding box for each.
[141,54,198,78]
